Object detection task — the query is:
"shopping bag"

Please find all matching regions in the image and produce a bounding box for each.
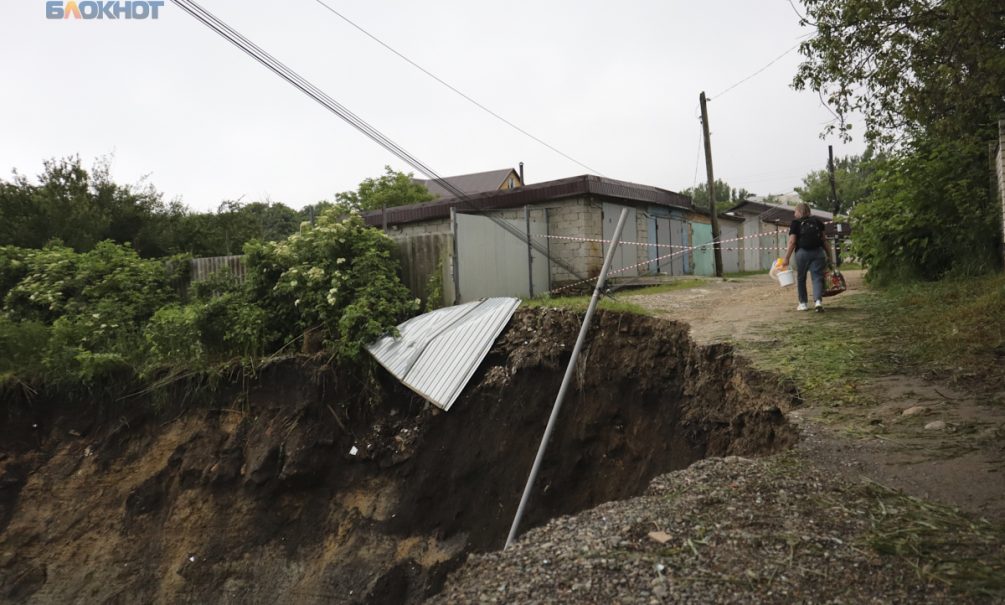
[822,265,846,297]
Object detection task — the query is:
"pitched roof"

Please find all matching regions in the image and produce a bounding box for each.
[363,175,694,228]
[416,168,518,199]
[728,200,832,223]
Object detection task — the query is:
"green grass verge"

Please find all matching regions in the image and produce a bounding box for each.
[524,278,706,316]
[522,295,652,316]
[743,272,1005,408]
[859,479,1005,598]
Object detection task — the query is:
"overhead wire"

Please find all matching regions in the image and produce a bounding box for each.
[168,0,592,283]
[309,0,606,177]
[708,43,801,100]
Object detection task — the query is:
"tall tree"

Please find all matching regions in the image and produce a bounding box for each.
[792,0,1005,143]
[795,150,878,213]
[680,179,752,212]
[334,166,433,214]
[792,0,1004,281]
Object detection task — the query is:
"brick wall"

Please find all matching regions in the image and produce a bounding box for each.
[542,197,603,284]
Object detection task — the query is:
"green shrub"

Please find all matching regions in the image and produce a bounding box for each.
[852,135,1000,284]
[245,213,418,360]
[144,304,205,369]
[0,317,49,380]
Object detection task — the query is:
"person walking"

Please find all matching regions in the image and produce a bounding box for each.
[781,202,833,312]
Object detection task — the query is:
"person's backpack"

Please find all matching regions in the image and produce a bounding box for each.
[797,218,824,249]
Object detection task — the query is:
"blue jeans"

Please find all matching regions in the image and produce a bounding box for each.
[795,247,826,304]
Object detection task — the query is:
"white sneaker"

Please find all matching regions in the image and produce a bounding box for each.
[796,302,808,311]
[815,300,824,312]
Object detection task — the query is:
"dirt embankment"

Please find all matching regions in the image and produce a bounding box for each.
[0,309,797,603]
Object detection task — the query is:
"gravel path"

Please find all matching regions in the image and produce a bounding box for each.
[433,449,1002,604]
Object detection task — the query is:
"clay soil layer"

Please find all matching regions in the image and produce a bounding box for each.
[0,308,795,603]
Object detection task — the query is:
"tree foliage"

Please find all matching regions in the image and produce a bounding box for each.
[681,179,753,212]
[795,149,878,213]
[849,134,999,283]
[0,156,315,258]
[793,0,1004,281]
[793,0,1005,143]
[334,166,433,214]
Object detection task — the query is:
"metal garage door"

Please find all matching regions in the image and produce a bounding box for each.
[602,203,638,277]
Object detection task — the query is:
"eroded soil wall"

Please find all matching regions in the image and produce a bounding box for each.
[0,309,797,603]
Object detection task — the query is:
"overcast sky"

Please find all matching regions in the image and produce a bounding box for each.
[1,0,866,212]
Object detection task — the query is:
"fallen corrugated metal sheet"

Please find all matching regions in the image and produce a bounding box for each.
[367,297,521,411]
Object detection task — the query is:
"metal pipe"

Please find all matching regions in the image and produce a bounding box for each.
[525,205,534,298]
[504,207,630,549]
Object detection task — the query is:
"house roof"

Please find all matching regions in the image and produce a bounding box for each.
[363,175,695,228]
[728,200,833,223]
[416,168,518,199]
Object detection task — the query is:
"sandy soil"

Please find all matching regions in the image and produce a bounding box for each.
[626,271,1005,522]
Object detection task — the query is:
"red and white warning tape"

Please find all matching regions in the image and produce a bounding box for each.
[534,226,789,251]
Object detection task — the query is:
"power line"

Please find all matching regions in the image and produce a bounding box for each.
[309,0,606,177]
[709,43,801,100]
[167,0,591,284]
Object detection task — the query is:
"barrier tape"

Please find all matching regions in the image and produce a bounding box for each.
[542,224,842,296]
[548,244,696,295]
[534,226,790,251]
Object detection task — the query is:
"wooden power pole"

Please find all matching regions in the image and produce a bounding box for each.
[828,145,842,265]
[699,92,724,277]
[828,145,840,216]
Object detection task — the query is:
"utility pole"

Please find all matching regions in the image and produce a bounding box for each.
[699,92,724,277]
[828,145,841,266]
[828,145,839,216]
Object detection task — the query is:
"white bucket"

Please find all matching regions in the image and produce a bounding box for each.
[777,269,795,287]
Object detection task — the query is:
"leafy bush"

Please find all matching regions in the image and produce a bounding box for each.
[0,211,419,390]
[245,213,418,360]
[851,135,1000,284]
[0,317,49,380]
[144,304,205,369]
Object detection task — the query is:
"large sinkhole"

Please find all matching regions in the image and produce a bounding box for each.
[0,309,798,604]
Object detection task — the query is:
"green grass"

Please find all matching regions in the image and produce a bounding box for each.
[522,294,653,316]
[859,480,1005,598]
[524,278,705,316]
[744,272,1005,408]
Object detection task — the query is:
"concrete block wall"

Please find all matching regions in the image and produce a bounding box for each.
[544,198,603,285]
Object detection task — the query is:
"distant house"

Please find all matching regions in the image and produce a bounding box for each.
[415,168,523,200]
[363,172,748,305]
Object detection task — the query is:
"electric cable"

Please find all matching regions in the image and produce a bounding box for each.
[309,0,607,177]
[169,0,591,283]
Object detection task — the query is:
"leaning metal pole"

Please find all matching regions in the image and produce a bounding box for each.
[505,207,630,549]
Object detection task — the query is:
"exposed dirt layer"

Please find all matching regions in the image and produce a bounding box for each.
[0,308,796,603]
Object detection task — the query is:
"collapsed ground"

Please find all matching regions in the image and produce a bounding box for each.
[0,308,793,603]
[1,271,1003,603]
[436,270,1005,603]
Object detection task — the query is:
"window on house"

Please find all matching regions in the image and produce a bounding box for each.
[508,177,515,189]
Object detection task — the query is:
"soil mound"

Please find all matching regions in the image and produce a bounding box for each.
[0,309,797,603]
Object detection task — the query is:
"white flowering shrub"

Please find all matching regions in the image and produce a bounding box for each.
[244,212,418,360]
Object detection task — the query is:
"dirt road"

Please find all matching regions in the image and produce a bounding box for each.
[624,270,868,345]
[627,271,1005,522]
